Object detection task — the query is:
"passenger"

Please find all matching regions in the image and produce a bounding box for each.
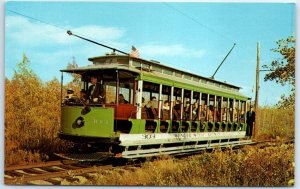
[233,109,238,122]
[216,108,222,122]
[192,102,199,121]
[145,97,158,119]
[199,104,207,130]
[86,76,105,103]
[146,96,158,109]
[174,100,181,110]
[119,94,129,104]
[66,88,75,99]
[208,105,214,122]
[222,111,227,122]
[141,97,146,107]
[240,110,245,122]
[173,100,181,120]
[228,108,233,122]
[246,105,255,138]
[163,101,170,110]
[79,89,87,101]
[63,89,77,104]
[184,100,191,120]
[200,104,207,122]
[162,101,170,120]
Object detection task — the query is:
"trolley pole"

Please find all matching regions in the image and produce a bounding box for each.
[253,42,260,140]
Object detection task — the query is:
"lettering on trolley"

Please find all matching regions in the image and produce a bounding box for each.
[142,133,156,140]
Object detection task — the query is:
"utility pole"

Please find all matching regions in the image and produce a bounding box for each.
[253,42,260,140]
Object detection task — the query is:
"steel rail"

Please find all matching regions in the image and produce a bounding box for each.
[5,164,113,185]
[5,161,64,172]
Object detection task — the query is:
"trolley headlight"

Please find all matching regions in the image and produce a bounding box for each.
[77,118,84,125]
[73,116,85,128]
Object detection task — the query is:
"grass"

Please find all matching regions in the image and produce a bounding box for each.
[256,107,294,140]
[62,144,294,186]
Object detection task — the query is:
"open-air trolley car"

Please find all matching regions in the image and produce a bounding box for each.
[58,53,252,161]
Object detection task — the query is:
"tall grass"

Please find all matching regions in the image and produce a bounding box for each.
[67,144,294,186]
[257,107,294,140]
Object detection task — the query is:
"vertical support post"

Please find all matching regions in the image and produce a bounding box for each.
[158,84,163,119]
[206,94,210,121]
[221,96,223,121]
[238,100,241,123]
[232,99,236,122]
[136,80,143,119]
[132,79,136,105]
[115,70,119,106]
[213,95,217,122]
[170,86,174,120]
[189,91,193,121]
[227,98,230,122]
[254,42,260,139]
[180,88,184,120]
[198,92,202,121]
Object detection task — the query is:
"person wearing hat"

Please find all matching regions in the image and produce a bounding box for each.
[118,94,129,104]
[63,89,77,104]
[86,76,104,103]
[246,105,255,138]
[67,89,74,97]
[79,89,87,101]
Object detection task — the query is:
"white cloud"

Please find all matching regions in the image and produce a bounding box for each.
[5,15,128,81]
[139,44,206,58]
[5,15,126,47]
[73,25,125,43]
[6,16,70,46]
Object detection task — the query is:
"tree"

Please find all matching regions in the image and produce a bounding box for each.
[263,36,295,109]
[65,56,81,94]
[5,54,70,165]
[66,56,81,85]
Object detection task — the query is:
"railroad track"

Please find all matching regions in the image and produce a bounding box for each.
[5,138,293,185]
[247,138,294,148]
[4,160,115,185]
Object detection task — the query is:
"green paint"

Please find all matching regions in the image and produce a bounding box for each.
[129,119,146,134]
[141,73,248,100]
[61,106,114,137]
[240,123,247,131]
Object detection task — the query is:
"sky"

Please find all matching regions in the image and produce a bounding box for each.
[4,1,296,106]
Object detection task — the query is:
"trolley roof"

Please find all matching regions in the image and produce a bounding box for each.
[61,54,243,92]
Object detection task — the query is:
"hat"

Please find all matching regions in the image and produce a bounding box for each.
[67,89,74,94]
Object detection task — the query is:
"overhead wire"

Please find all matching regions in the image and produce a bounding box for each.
[7,9,78,64]
[7,9,127,54]
[163,3,236,44]
[7,9,68,31]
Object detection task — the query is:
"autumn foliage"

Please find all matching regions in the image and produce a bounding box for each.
[263,36,295,109]
[5,54,71,165]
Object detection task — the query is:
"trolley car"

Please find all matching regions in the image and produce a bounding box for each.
[58,53,252,161]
